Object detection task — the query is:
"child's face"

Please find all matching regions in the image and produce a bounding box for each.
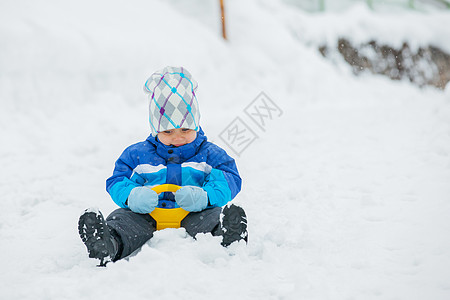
[157,128,197,147]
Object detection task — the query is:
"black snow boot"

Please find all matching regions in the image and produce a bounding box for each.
[220,204,248,247]
[78,209,118,266]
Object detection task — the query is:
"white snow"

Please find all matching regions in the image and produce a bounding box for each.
[1,0,450,299]
[82,207,101,217]
[283,3,450,53]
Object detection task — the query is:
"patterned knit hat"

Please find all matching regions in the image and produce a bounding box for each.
[144,66,200,135]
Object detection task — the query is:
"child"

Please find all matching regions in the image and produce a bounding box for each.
[78,66,247,266]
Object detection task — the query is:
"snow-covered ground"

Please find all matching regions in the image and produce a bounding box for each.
[1,0,450,299]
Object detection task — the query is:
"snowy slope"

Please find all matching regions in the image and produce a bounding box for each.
[1,0,450,299]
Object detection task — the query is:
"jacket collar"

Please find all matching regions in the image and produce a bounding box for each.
[146,127,207,162]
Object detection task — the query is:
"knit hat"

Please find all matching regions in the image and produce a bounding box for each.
[144,66,200,135]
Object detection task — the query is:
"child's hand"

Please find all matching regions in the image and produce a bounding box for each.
[127,186,159,214]
[175,186,208,212]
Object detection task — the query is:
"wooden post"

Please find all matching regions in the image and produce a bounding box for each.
[220,0,227,40]
[318,0,325,11]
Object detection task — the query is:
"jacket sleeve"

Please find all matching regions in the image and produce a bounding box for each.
[202,146,242,207]
[106,148,141,208]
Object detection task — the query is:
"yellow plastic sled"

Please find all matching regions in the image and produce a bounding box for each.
[149,184,189,230]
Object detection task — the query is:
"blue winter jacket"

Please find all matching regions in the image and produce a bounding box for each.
[106,128,241,209]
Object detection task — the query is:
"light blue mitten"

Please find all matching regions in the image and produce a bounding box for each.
[175,186,208,212]
[127,186,159,214]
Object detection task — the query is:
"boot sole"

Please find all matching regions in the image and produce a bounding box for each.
[78,209,112,266]
[221,204,248,247]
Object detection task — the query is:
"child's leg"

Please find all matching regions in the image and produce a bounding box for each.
[181,207,222,237]
[181,205,248,246]
[106,208,156,260]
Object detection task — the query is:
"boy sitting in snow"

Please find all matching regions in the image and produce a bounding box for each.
[78,66,247,266]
